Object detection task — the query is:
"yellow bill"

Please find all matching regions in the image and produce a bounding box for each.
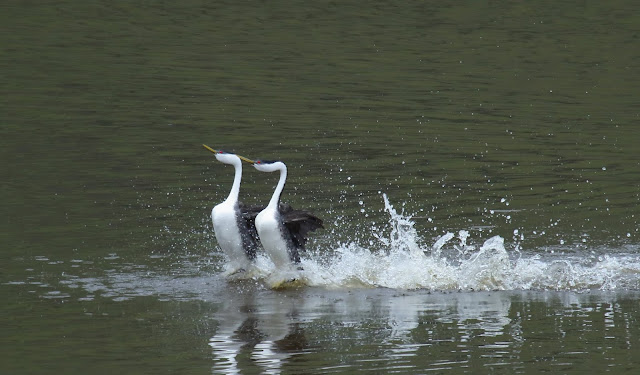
[237,154,255,164]
[202,144,218,154]
[202,144,255,164]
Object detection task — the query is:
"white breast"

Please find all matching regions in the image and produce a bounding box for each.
[255,208,290,268]
[212,202,249,268]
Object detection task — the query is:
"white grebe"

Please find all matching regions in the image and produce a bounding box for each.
[252,159,323,270]
[204,144,261,275]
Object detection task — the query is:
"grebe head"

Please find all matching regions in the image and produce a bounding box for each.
[253,160,287,173]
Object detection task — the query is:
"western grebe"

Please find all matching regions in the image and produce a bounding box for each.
[252,159,323,270]
[203,144,261,275]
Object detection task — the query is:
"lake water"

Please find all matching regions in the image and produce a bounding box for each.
[2,0,639,373]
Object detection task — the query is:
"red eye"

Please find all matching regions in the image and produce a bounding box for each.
[256,161,261,164]
[218,151,222,154]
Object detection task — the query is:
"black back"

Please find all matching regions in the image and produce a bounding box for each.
[280,203,324,251]
[240,202,324,254]
[237,202,263,260]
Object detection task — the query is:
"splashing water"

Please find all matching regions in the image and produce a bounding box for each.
[227,194,640,291]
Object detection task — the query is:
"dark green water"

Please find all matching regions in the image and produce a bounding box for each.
[2,1,639,373]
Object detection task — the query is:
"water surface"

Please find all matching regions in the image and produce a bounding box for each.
[2,0,639,373]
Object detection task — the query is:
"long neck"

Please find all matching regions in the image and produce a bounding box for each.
[267,164,287,209]
[225,160,242,203]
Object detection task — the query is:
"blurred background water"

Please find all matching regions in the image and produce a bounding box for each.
[2,0,639,373]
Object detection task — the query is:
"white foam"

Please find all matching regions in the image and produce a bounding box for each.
[232,193,640,291]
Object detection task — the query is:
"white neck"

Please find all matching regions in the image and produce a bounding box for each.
[267,163,287,209]
[225,159,242,203]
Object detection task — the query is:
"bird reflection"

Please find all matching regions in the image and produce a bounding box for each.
[274,323,308,352]
[210,287,516,373]
[209,289,310,374]
[252,324,309,374]
[234,317,264,350]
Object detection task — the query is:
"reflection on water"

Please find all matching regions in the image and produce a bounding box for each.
[205,284,639,373]
[209,288,311,374]
[4,248,640,373]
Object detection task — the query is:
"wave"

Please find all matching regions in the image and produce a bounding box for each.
[227,194,640,291]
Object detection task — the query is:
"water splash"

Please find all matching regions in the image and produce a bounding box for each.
[13,190,638,302]
[230,193,640,291]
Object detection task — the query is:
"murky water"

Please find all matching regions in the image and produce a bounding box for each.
[2,0,639,373]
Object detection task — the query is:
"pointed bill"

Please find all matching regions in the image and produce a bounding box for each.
[237,154,255,164]
[202,144,218,154]
[202,144,255,164]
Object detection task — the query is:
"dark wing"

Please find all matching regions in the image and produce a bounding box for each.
[279,203,324,251]
[238,202,265,259]
[239,202,264,221]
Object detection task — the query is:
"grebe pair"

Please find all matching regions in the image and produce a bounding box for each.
[203,145,323,275]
